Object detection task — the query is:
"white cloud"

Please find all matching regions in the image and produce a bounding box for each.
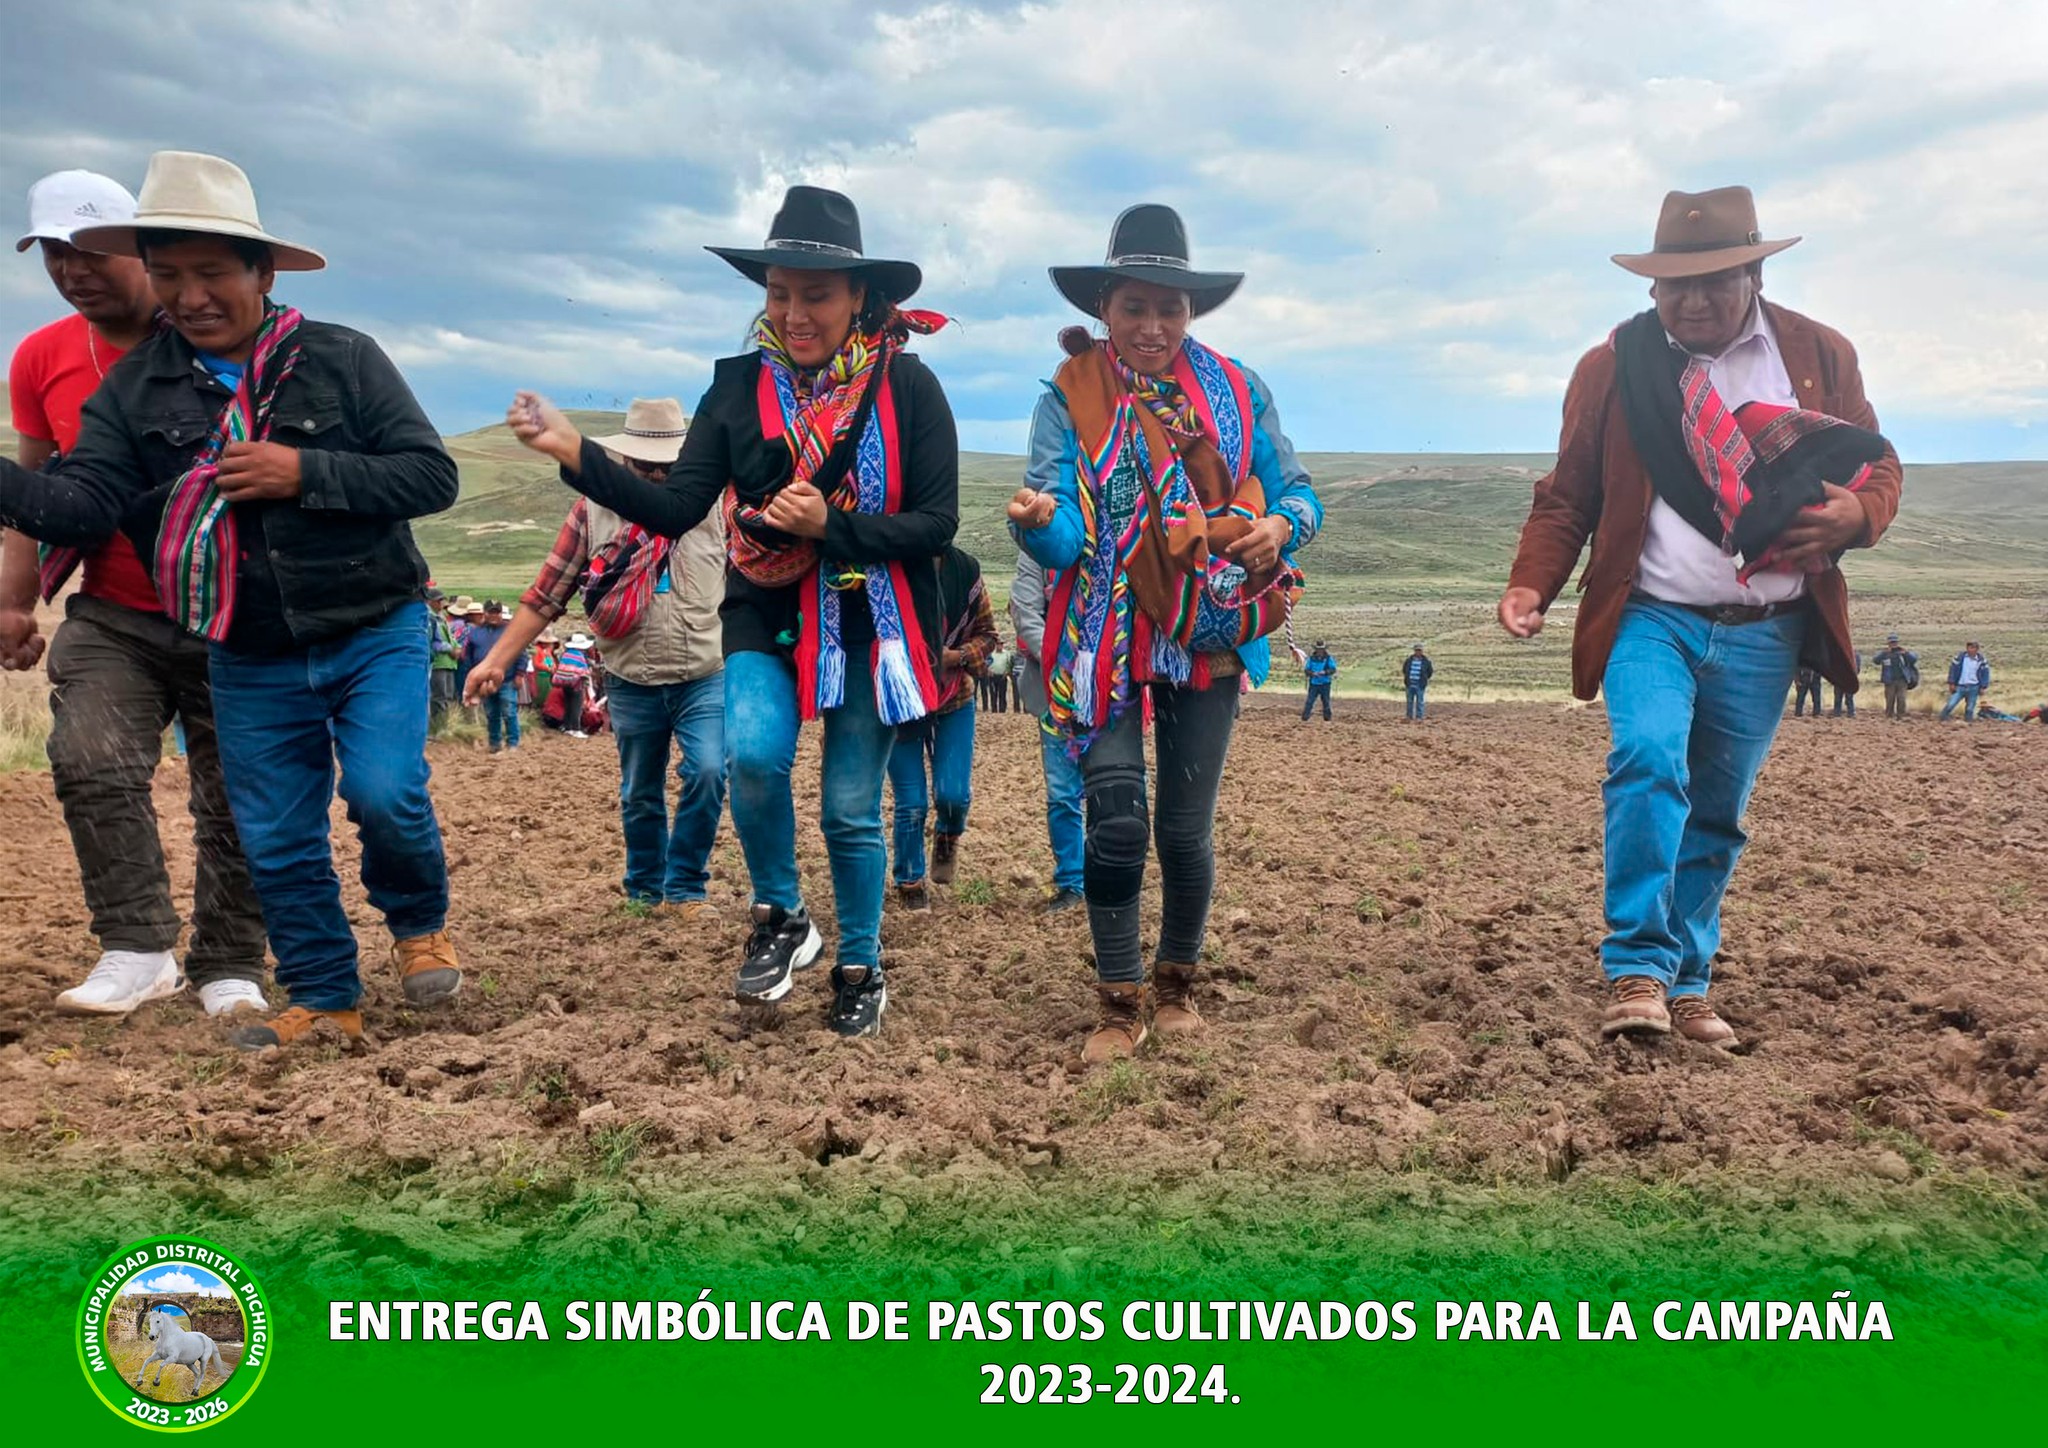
[121,1268,234,1297]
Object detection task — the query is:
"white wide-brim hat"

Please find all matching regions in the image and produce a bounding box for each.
[71,151,325,272]
[567,633,596,650]
[592,397,689,465]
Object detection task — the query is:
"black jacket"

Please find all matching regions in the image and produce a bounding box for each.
[0,319,456,653]
[567,349,959,666]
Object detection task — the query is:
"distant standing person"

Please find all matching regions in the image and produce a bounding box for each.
[426,588,459,726]
[1940,641,1990,722]
[984,643,1011,713]
[460,600,526,752]
[1010,554,1087,911]
[1402,644,1433,720]
[1874,633,1917,719]
[1830,648,1860,717]
[1301,640,1337,720]
[1792,663,1825,717]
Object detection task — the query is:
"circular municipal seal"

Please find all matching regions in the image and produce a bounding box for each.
[75,1235,270,1432]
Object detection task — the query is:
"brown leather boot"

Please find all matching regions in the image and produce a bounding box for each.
[229,1005,364,1052]
[393,930,462,1006]
[1083,981,1148,1064]
[1152,961,1204,1037]
[1669,995,1738,1049]
[1600,975,1670,1037]
[930,832,961,886]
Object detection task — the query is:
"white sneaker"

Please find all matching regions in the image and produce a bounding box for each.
[197,978,270,1017]
[54,950,184,1015]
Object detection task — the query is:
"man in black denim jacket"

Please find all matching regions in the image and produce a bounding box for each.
[0,150,463,1051]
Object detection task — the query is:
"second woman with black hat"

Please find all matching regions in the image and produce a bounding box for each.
[508,185,958,1038]
[1010,203,1322,1064]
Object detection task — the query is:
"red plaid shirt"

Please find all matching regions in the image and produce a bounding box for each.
[521,499,595,622]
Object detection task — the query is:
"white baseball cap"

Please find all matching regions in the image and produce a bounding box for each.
[17,170,138,253]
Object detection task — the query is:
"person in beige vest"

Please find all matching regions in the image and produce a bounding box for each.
[468,398,728,916]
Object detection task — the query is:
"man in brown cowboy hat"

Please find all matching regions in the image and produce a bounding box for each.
[1498,185,1901,1050]
[0,150,464,1051]
[467,398,729,915]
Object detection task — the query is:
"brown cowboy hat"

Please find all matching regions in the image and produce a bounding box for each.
[1611,186,1799,280]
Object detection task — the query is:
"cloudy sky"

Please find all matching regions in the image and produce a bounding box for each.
[4,1,2045,459]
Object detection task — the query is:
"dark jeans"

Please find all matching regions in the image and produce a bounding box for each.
[1793,678,1824,715]
[1081,677,1238,983]
[484,686,521,749]
[209,602,449,1011]
[1405,683,1428,720]
[1302,681,1332,720]
[887,699,976,884]
[607,671,726,904]
[429,667,456,724]
[44,594,266,985]
[1831,686,1855,717]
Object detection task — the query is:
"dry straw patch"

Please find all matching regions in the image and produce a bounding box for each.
[0,668,49,773]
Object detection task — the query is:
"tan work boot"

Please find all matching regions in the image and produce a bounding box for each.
[1600,975,1670,1037]
[1669,995,1738,1050]
[655,900,715,923]
[1152,961,1204,1037]
[1082,981,1149,1064]
[393,930,462,1006]
[930,832,961,886]
[229,1005,364,1052]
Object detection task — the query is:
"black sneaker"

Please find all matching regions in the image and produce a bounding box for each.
[828,963,888,1038]
[737,903,823,1003]
[1044,887,1086,914]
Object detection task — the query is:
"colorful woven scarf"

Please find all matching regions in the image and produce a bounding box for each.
[728,307,950,725]
[1043,337,1301,754]
[579,523,673,638]
[153,304,306,640]
[1613,308,1885,582]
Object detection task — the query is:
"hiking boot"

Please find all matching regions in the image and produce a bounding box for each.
[54,950,183,1015]
[896,880,932,912]
[393,931,462,1006]
[737,903,823,1003]
[1043,887,1085,915]
[229,1005,364,1052]
[1083,981,1149,1064]
[1669,995,1739,1050]
[1152,961,1204,1037]
[828,963,888,1038]
[930,832,961,886]
[1600,975,1670,1037]
[656,900,714,923]
[197,978,269,1017]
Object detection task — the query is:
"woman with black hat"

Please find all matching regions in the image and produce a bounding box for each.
[507,186,958,1038]
[1009,203,1322,1064]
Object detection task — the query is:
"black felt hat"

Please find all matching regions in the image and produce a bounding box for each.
[1050,203,1243,318]
[706,185,922,304]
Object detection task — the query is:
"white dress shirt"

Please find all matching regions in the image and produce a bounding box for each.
[1636,304,1806,606]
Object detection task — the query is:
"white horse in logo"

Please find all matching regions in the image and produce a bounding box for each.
[135,1306,225,1398]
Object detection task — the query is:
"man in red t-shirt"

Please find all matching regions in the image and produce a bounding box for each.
[0,170,268,1017]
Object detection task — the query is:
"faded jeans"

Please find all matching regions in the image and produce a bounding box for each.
[887,699,976,885]
[1405,684,1428,720]
[1940,685,1982,722]
[607,671,726,904]
[1040,717,1085,895]
[1081,678,1238,983]
[1600,598,1804,997]
[723,649,897,969]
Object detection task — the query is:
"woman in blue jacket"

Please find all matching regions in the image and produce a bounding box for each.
[1008,204,1322,1063]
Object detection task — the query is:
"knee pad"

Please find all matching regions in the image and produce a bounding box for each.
[1084,781,1150,902]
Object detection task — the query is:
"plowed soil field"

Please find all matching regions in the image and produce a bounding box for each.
[3,699,2043,1195]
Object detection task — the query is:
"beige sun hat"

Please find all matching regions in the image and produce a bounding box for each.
[71,151,326,272]
[591,397,690,465]
[450,594,478,615]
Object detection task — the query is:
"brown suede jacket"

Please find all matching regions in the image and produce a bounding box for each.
[1506,301,1902,700]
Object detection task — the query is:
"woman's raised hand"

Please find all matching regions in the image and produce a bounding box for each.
[507,391,584,472]
[1008,487,1057,530]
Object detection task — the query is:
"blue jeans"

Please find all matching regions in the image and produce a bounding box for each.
[1600,598,1804,997]
[484,686,521,749]
[886,701,976,884]
[1040,717,1085,894]
[1405,684,1427,719]
[607,671,726,904]
[1302,682,1332,720]
[1940,685,1981,721]
[723,649,897,968]
[209,602,449,1011]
